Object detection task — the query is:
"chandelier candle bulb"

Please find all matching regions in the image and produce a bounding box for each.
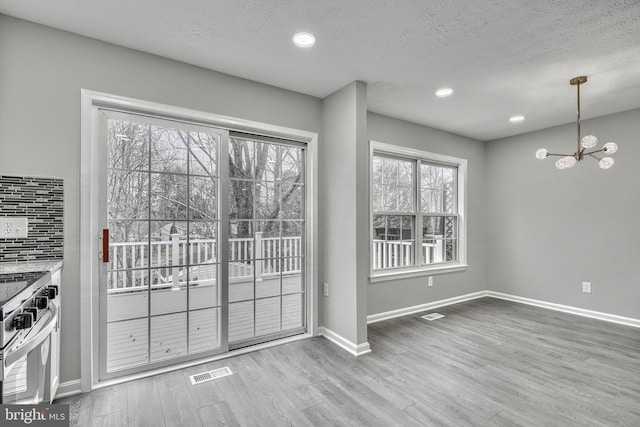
[603,142,618,153]
[581,135,598,149]
[535,148,548,159]
[599,157,615,169]
[563,156,576,169]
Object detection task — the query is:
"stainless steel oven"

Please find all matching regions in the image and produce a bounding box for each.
[0,271,60,404]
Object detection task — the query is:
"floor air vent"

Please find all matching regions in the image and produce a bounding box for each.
[189,367,233,385]
[421,313,445,321]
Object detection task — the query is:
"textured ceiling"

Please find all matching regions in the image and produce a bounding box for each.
[1,0,639,141]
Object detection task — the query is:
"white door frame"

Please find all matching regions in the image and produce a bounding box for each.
[80,89,318,392]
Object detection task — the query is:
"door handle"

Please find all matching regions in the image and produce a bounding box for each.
[102,229,109,263]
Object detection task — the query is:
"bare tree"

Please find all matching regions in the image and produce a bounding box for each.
[106,120,304,282]
[228,138,303,237]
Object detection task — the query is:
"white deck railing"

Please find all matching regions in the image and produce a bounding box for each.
[372,239,446,269]
[109,233,302,290]
[373,240,414,269]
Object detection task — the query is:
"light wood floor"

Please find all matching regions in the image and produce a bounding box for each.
[56,298,640,426]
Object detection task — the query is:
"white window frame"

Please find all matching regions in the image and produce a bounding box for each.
[369,140,467,282]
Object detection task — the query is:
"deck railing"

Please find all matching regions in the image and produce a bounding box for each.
[109,233,302,291]
[372,239,445,269]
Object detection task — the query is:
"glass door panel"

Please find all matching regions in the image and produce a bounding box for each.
[227,136,305,347]
[101,111,224,378]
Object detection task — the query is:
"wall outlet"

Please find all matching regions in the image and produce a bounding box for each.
[582,281,592,294]
[428,276,433,287]
[323,283,329,297]
[1,217,28,239]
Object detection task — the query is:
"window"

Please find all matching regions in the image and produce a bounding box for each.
[370,141,467,280]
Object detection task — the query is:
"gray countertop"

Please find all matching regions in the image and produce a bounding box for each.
[0,260,64,274]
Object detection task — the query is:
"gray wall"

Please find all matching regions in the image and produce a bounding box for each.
[367,113,488,315]
[486,108,640,319]
[0,15,322,385]
[320,82,369,345]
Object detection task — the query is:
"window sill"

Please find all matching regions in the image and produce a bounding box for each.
[369,264,468,283]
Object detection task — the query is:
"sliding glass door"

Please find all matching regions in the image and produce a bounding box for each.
[98,110,306,380]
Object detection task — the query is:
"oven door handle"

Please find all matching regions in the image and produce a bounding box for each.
[5,304,58,368]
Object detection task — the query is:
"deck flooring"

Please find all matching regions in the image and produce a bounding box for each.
[56,297,640,426]
[106,276,303,371]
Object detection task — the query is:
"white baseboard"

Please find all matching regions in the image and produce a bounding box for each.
[54,379,83,400]
[367,290,488,324]
[488,291,640,329]
[317,327,372,356]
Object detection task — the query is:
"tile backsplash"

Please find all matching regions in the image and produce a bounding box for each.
[0,175,64,261]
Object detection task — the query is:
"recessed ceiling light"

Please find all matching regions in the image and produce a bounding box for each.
[510,115,525,123]
[293,32,316,48]
[435,88,454,98]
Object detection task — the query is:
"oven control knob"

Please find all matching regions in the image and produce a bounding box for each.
[24,307,38,322]
[42,287,57,299]
[46,285,59,296]
[34,296,48,310]
[12,312,33,330]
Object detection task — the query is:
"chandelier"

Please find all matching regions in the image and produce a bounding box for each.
[535,76,617,169]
